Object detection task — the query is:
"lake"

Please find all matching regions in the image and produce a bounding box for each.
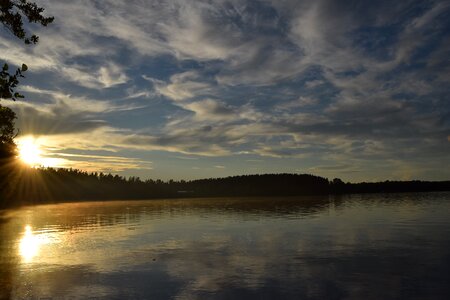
[0,193,449,299]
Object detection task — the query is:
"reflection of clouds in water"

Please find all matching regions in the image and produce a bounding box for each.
[165,238,269,295]
[2,194,450,299]
[162,231,323,297]
[11,263,182,299]
[164,235,450,299]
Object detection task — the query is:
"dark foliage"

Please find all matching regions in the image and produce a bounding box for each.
[0,105,17,205]
[0,104,16,158]
[2,168,449,208]
[4,170,332,206]
[0,0,53,100]
[0,63,27,100]
[0,0,52,204]
[0,0,54,45]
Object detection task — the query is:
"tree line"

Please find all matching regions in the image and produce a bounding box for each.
[1,166,449,208]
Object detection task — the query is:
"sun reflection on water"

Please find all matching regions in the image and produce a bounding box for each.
[19,225,55,263]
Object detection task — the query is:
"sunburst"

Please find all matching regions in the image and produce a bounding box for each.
[17,136,62,168]
[18,137,43,167]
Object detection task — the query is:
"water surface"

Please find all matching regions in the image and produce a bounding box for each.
[1,193,449,299]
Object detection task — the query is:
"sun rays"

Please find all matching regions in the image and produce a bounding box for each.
[17,136,63,168]
[17,137,42,167]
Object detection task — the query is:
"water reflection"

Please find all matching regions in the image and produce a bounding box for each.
[19,225,40,263]
[0,193,449,299]
[18,225,60,264]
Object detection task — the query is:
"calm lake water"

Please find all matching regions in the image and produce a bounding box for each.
[0,193,449,299]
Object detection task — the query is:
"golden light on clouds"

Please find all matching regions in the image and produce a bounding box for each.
[16,135,152,173]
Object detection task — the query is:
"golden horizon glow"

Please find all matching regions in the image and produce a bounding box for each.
[17,136,62,168]
[18,137,42,167]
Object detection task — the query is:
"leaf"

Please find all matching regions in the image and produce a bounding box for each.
[21,64,28,72]
[3,63,8,71]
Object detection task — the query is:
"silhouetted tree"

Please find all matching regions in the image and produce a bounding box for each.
[331,178,346,193]
[0,62,27,100]
[0,104,17,205]
[0,104,16,159]
[2,167,450,207]
[0,0,53,154]
[0,1,53,205]
[0,0,54,99]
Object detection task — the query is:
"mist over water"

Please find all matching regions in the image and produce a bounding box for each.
[1,193,449,299]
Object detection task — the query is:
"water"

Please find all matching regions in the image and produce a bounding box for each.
[0,193,449,299]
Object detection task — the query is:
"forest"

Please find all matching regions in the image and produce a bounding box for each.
[1,166,449,208]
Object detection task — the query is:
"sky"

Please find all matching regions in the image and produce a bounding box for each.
[1,0,449,182]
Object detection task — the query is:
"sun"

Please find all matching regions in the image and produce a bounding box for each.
[17,136,65,168]
[18,137,43,167]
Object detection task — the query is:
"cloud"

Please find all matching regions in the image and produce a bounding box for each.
[96,63,129,88]
[18,86,139,113]
[0,0,448,180]
[3,85,142,136]
[275,96,318,111]
[5,101,106,136]
[183,99,235,121]
[51,152,153,173]
[160,2,240,61]
[305,79,324,88]
[152,71,213,101]
[54,62,129,89]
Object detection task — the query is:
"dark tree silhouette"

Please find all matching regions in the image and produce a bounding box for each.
[0,0,53,163]
[0,0,54,44]
[0,1,53,205]
[0,0,54,99]
[0,104,17,205]
[0,62,27,100]
[3,169,448,207]
[0,104,16,159]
